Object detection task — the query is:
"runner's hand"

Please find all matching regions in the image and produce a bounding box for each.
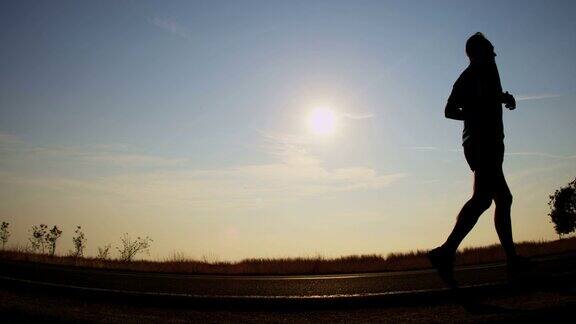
[503,91,516,110]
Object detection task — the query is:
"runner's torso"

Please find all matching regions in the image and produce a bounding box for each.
[448,63,504,146]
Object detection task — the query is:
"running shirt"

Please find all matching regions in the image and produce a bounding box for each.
[447,62,504,145]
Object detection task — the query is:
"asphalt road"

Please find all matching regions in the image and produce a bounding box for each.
[1,253,575,301]
[1,288,575,322]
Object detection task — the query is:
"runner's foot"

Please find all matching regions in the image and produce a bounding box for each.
[427,246,458,289]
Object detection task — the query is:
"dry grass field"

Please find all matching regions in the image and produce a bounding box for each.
[1,237,574,275]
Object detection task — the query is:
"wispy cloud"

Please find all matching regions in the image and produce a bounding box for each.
[258,130,308,147]
[505,151,576,160]
[0,132,405,211]
[340,112,374,120]
[0,133,188,168]
[508,162,573,181]
[148,16,190,38]
[0,132,23,145]
[405,146,438,152]
[32,147,188,168]
[253,130,406,196]
[516,93,564,101]
[505,151,576,182]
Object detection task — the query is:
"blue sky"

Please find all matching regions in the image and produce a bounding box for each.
[1,0,575,260]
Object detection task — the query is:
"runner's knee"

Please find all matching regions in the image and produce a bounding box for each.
[470,194,492,211]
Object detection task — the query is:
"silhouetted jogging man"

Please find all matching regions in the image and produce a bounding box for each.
[428,32,531,288]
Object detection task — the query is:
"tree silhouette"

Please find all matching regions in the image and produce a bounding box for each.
[29,224,62,255]
[29,224,48,253]
[1,222,9,249]
[46,225,62,256]
[548,178,576,237]
[71,226,86,257]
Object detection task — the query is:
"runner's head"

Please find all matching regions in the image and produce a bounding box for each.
[466,32,496,63]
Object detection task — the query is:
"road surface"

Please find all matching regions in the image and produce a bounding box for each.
[0,252,574,303]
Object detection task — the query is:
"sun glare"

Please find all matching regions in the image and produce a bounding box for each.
[308,107,336,136]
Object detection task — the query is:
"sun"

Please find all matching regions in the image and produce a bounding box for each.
[307,107,336,136]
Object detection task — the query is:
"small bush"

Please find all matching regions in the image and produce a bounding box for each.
[29,224,48,253]
[71,226,86,258]
[97,244,112,260]
[116,233,153,261]
[1,222,9,249]
[46,225,62,256]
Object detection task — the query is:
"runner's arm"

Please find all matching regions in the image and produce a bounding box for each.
[444,101,464,120]
[445,75,467,120]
